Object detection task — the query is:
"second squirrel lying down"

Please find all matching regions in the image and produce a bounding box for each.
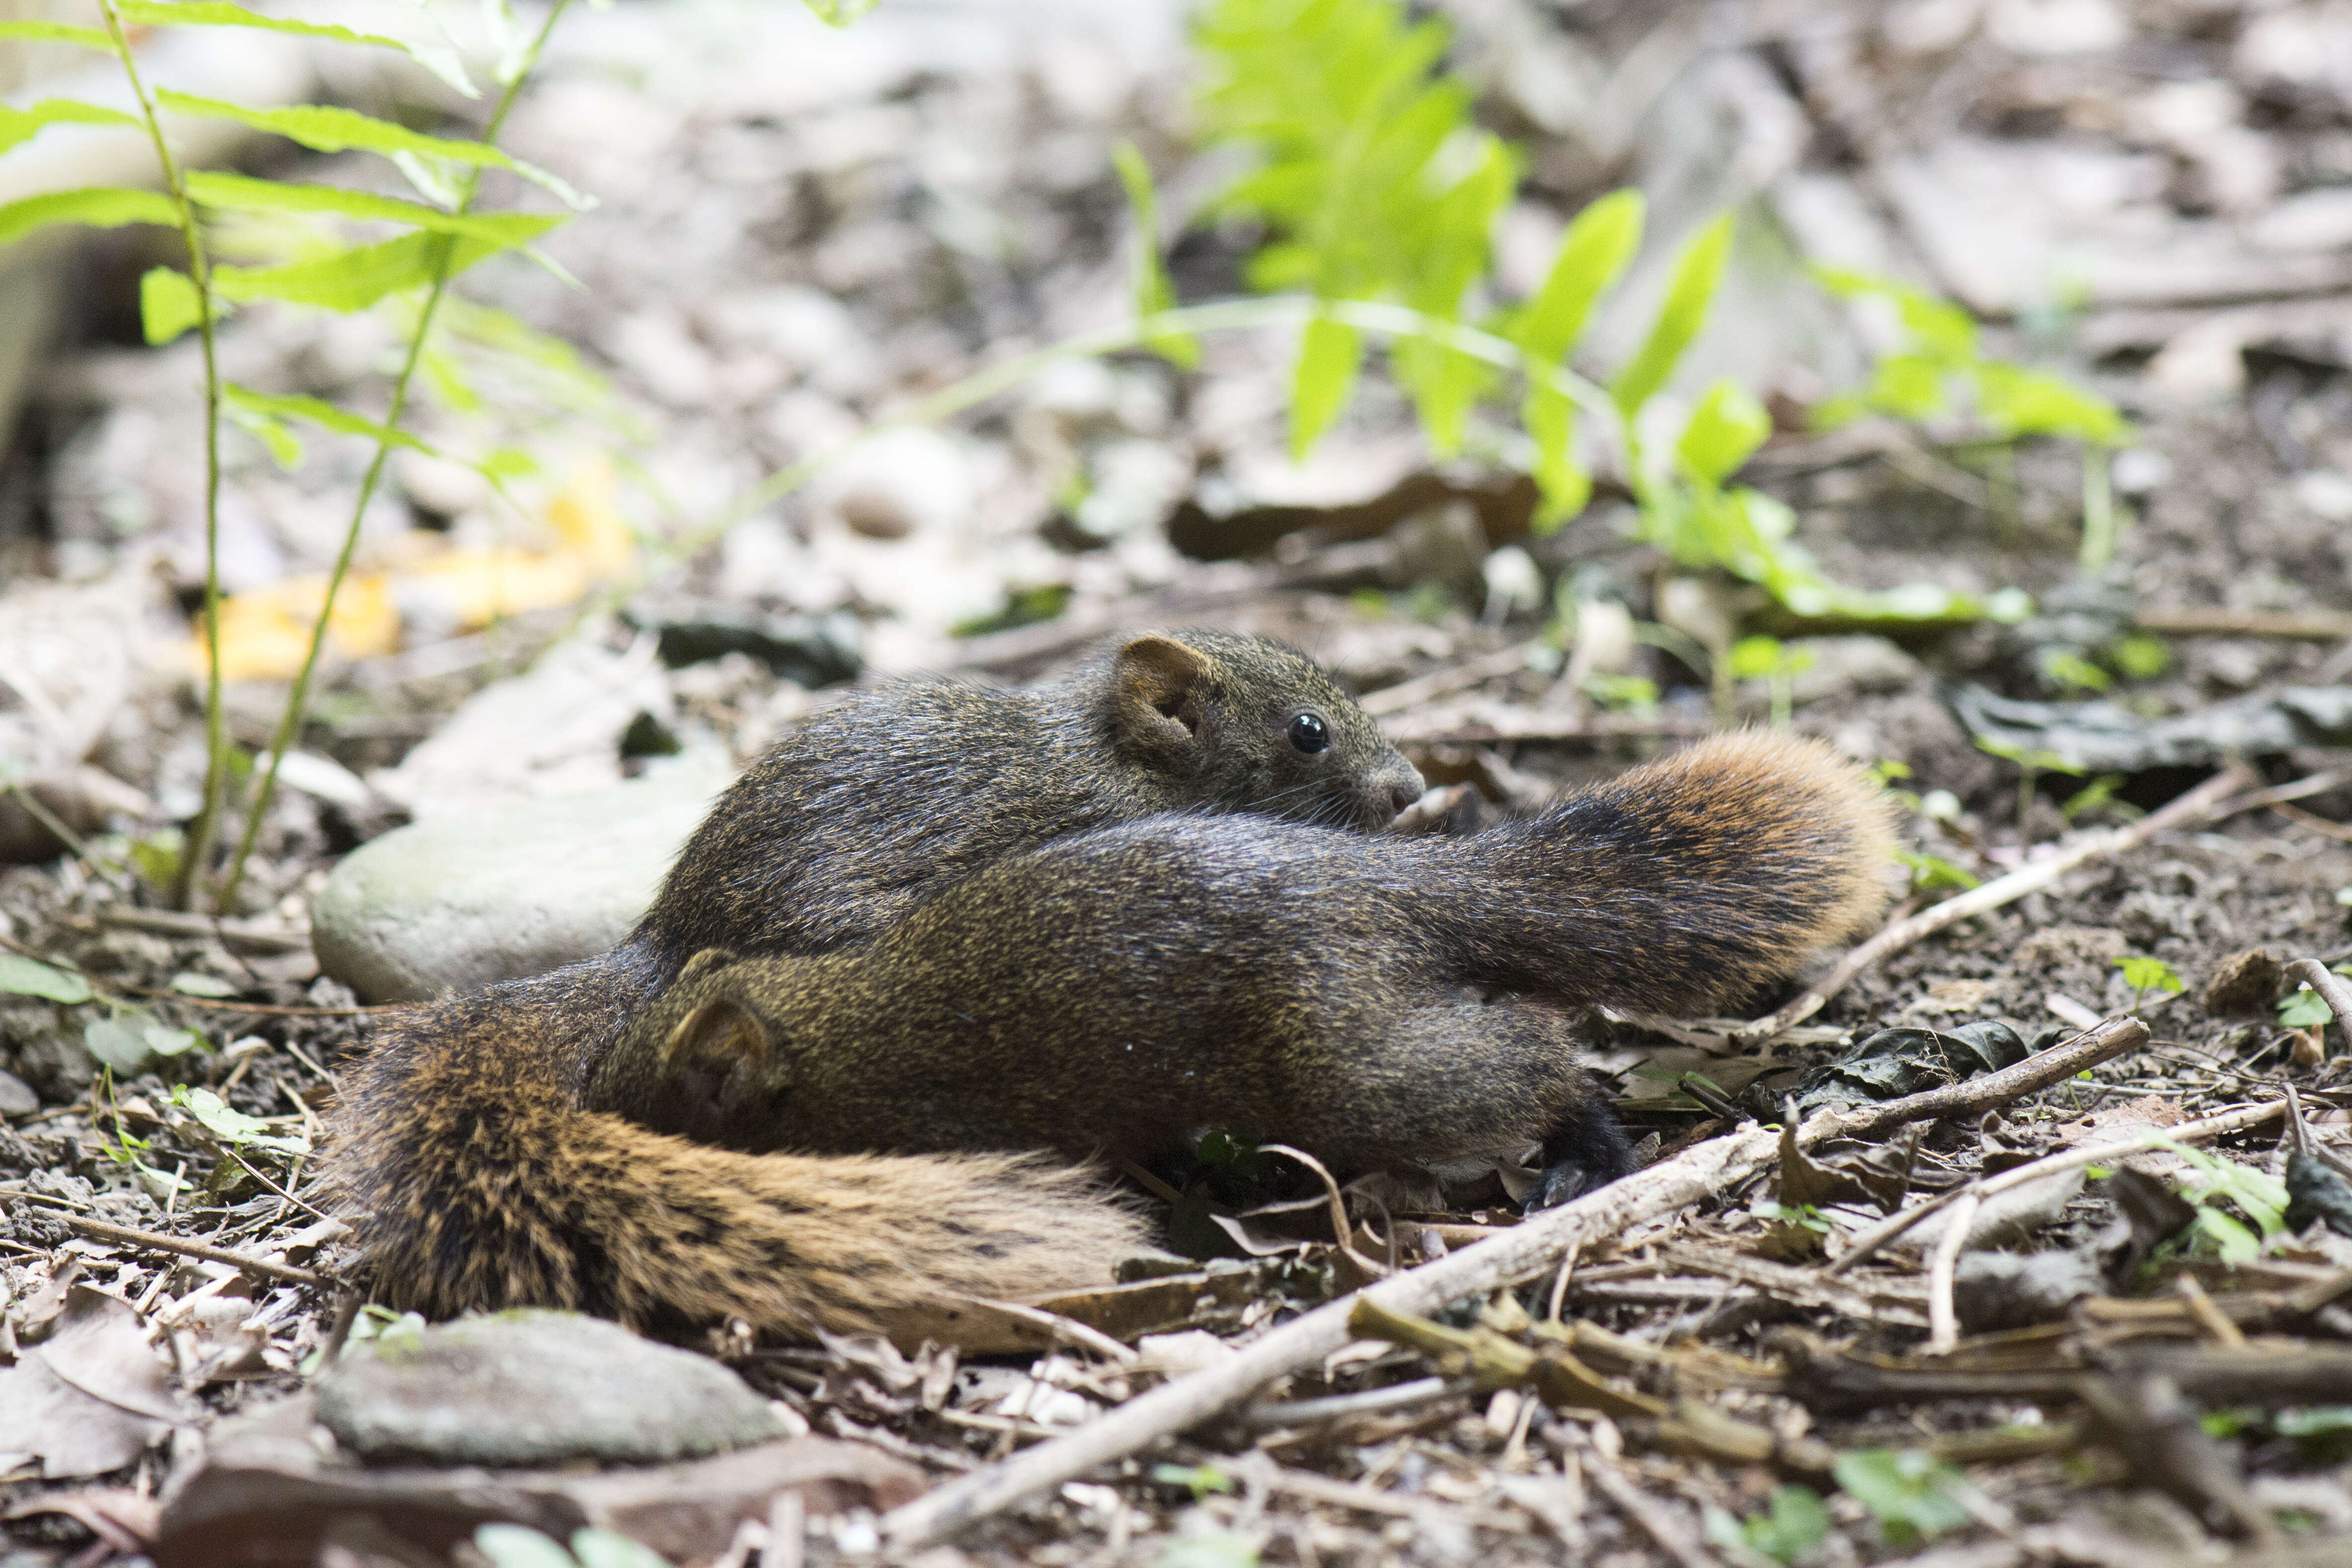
[576,731,1896,1330]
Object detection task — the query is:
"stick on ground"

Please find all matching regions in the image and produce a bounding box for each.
[879,1015,2149,1549]
[1729,763,2257,1047]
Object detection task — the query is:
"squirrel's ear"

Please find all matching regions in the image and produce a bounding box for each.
[1111,635,1214,752]
[662,997,771,1079]
[676,947,737,984]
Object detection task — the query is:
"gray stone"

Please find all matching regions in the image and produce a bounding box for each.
[0,1070,34,1116]
[315,1310,786,1468]
[313,760,733,1002]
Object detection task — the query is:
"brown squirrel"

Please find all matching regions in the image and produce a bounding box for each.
[328,631,1426,1328]
[334,709,1894,1335]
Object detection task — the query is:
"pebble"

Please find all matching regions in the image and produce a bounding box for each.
[315,1310,787,1467]
[815,427,977,539]
[311,758,734,1002]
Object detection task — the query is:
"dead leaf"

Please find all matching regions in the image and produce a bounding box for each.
[0,1287,186,1478]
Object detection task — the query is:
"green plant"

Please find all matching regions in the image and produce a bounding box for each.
[2279,986,2334,1028]
[0,0,598,911]
[1811,265,2129,570]
[1706,1484,1833,1565]
[1973,734,2086,840]
[1831,1448,1976,1546]
[2114,954,2183,1011]
[2157,1141,2289,1265]
[1184,0,2048,640]
[472,1525,672,1568]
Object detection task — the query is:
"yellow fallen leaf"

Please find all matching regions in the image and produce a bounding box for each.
[544,452,635,579]
[186,456,640,680]
[402,546,592,629]
[200,573,398,682]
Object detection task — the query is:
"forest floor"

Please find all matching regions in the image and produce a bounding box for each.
[5,0,2352,1565]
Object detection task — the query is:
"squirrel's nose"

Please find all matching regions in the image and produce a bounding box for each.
[1389,780,1424,818]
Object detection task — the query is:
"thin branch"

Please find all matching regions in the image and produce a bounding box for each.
[1730,763,2257,1047]
[1826,1094,2288,1277]
[219,0,579,910]
[94,0,225,912]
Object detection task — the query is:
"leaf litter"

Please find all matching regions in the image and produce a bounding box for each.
[8,0,2352,1563]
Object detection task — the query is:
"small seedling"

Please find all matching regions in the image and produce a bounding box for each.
[1831,1448,1976,1546]
[2280,986,2334,1029]
[2114,954,2183,1013]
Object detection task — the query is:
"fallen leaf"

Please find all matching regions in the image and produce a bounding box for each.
[0,1287,186,1478]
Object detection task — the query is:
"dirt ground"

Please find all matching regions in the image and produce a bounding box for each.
[6,0,2352,1564]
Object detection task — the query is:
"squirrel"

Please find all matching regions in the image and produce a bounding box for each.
[327,630,1427,1329]
[335,718,1894,1339]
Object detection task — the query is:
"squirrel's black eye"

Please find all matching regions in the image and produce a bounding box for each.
[1287,712,1330,754]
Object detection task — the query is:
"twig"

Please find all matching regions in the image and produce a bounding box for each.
[1377,706,1710,746]
[2270,800,2352,843]
[877,1014,2150,1549]
[1238,1375,1462,1432]
[1583,1449,1723,1568]
[1827,1094,2288,1277]
[34,1209,331,1287]
[2290,959,2352,1062]
[1358,643,1542,717]
[2134,606,2352,641]
[1924,1191,1980,1353]
[1730,764,2256,1046]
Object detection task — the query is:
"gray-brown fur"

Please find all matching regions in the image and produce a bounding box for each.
[587,730,1900,1325]
[327,631,1418,1334]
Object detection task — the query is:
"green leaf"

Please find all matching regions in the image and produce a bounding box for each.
[471,1526,579,1568]
[0,186,179,248]
[117,1,478,98]
[1161,1535,1259,1568]
[1110,142,1198,370]
[168,971,237,998]
[1676,379,1770,487]
[1611,211,1734,421]
[226,400,303,469]
[1736,1485,1833,1564]
[0,99,142,157]
[1510,187,1642,363]
[2279,986,2333,1028]
[170,1086,305,1154]
[568,1529,674,1568]
[0,953,92,1005]
[213,229,532,313]
[1523,381,1588,530]
[185,172,563,244]
[157,90,510,165]
[1832,1448,1974,1546]
[224,384,428,451]
[0,20,113,48]
[1289,314,1362,459]
[800,0,880,22]
[1972,362,2130,444]
[84,1009,187,1073]
[155,92,588,210]
[2114,955,2184,996]
[140,266,204,346]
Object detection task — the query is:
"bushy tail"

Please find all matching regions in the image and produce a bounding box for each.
[1438,730,1900,1015]
[325,967,1145,1335]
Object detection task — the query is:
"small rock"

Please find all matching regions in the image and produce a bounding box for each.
[1955,1249,2104,1333]
[2202,947,2285,1015]
[313,760,733,1002]
[315,1310,786,1467]
[371,638,677,820]
[816,427,975,540]
[0,1070,34,1116]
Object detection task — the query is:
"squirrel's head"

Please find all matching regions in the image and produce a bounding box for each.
[1102,630,1424,832]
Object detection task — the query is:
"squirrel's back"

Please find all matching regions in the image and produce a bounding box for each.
[328,631,1420,1328]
